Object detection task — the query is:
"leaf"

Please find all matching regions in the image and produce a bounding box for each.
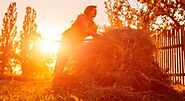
[151,0,154,4]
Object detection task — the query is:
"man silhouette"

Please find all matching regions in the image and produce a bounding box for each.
[54,5,98,80]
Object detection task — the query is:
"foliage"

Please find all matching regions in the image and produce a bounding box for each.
[0,2,18,75]
[0,3,54,77]
[104,0,185,31]
[19,7,42,76]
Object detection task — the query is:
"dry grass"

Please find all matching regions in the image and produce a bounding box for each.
[0,28,185,101]
[173,84,185,93]
[0,79,184,101]
[52,28,185,101]
[0,79,56,101]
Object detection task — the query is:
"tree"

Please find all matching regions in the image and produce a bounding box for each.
[0,2,18,75]
[19,7,41,76]
[104,0,124,28]
[104,0,185,31]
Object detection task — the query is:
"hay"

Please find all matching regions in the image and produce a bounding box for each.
[52,28,184,101]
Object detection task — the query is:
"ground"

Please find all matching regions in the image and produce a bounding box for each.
[0,78,185,101]
[0,78,57,101]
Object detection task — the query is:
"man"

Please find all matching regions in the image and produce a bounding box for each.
[62,5,98,41]
[54,5,98,78]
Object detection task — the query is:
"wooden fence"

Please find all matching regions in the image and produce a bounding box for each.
[157,26,185,85]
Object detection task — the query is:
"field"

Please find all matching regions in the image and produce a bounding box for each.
[0,78,185,101]
[0,29,185,101]
[0,78,57,101]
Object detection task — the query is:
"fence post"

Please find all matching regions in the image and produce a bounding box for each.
[182,26,185,85]
[183,26,185,52]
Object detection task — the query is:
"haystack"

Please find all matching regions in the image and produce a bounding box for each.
[52,28,183,101]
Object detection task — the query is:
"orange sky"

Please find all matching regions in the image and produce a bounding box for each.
[0,0,109,39]
[0,0,137,40]
[0,0,137,55]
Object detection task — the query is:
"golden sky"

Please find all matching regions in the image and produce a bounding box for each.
[0,0,137,54]
[0,0,116,54]
[0,0,109,39]
[0,0,137,37]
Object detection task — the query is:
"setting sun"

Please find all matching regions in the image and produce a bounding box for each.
[39,40,59,54]
[38,24,62,54]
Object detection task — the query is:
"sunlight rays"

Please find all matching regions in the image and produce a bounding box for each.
[38,24,62,54]
[39,40,60,54]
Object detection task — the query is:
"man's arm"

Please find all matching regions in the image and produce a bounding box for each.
[77,15,89,32]
[77,15,98,36]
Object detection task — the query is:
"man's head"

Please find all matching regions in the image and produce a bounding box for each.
[84,5,97,18]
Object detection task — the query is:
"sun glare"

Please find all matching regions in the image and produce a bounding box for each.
[38,24,63,54]
[39,40,59,54]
